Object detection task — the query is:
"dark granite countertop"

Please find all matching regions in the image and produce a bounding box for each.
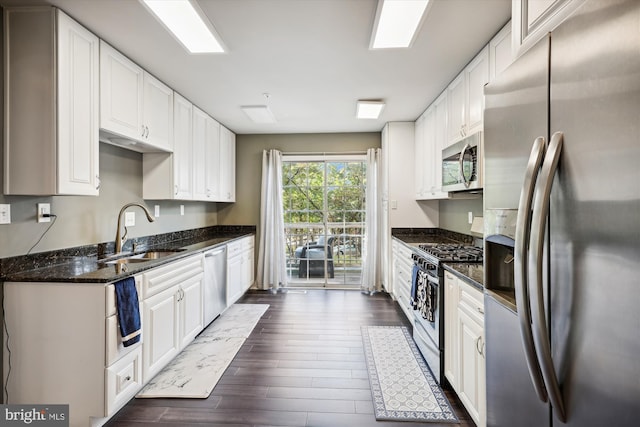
[392,228,483,290]
[443,263,484,291]
[0,226,255,284]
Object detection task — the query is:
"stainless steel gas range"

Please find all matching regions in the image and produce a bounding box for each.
[410,243,483,384]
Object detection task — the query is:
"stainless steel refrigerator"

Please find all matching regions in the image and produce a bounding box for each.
[482,0,640,426]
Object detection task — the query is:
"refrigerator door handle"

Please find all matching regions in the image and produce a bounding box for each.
[514,136,549,403]
[529,131,566,422]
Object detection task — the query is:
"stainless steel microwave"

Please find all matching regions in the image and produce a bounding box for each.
[442,132,483,192]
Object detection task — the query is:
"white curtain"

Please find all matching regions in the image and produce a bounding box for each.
[257,149,288,291]
[361,148,383,294]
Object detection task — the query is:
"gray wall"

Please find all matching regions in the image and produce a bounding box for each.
[0,143,218,258]
[217,132,382,228]
[439,197,484,235]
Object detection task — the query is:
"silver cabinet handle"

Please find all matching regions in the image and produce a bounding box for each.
[529,131,566,422]
[145,126,150,138]
[476,307,484,315]
[514,136,549,403]
[174,185,178,196]
[96,175,101,190]
[141,125,146,138]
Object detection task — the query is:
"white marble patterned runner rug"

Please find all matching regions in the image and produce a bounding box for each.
[361,326,458,423]
[137,303,269,398]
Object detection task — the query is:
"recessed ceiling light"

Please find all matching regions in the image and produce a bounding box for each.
[356,101,385,120]
[241,106,277,124]
[371,0,430,49]
[141,0,225,53]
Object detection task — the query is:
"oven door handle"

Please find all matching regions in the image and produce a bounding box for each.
[514,136,549,403]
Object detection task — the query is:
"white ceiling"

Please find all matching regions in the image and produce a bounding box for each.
[2,0,511,134]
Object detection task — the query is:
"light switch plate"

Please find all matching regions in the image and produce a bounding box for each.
[0,204,10,224]
[125,211,135,227]
[180,205,184,216]
[154,205,160,217]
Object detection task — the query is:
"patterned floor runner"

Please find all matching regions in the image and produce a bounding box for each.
[361,326,458,423]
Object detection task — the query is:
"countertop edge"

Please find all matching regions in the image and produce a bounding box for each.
[1,233,254,284]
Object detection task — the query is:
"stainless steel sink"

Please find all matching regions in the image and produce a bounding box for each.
[103,248,185,265]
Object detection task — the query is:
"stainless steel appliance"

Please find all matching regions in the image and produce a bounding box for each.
[442,132,482,192]
[411,244,483,384]
[203,246,227,326]
[483,1,640,426]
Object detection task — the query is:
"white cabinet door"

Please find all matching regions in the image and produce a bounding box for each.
[446,73,466,145]
[218,126,236,202]
[143,73,174,151]
[414,113,426,199]
[444,271,459,391]
[465,46,489,136]
[457,281,486,427]
[142,285,179,382]
[458,308,485,427]
[100,41,144,141]
[57,11,100,195]
[226,253,243,306]
[432,92,449,198]
[489,22,513,81]
[192,106,209,201]
[4,8,99,196]
[205,116,221,200]
[241,243,255,293]
[173,93,193,199]
[179,273,204,349]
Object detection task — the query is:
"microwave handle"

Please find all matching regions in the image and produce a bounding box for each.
[459,143,472,187]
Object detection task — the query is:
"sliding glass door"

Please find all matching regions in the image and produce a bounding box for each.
[282,155,365,287]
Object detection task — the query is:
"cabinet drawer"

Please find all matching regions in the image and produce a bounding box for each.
[106,346,142,416]
[142,254,204,299]
[106,275,142,317]
[106,310,142,366]
[458,281,484,324]
[227,235,254,258]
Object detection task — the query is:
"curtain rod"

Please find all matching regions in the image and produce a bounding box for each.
[281,150,368,156]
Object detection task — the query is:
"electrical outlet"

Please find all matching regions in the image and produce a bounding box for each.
[38,203,51,223]
[0,204,10,224]
[125,211,135,227]
[468,211,474,224]
[154,205,160,217]
[180,205,184,216]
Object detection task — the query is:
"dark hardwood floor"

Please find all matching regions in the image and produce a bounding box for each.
[106,289,475,427]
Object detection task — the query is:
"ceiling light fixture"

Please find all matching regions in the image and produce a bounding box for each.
[356,100,385,120]
[370,0,431,49]
[141,0,225,53]
[241,106,277,124]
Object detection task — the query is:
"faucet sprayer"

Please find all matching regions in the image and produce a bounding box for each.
[115,203,155,254]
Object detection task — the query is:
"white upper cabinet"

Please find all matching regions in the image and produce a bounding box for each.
[446,73,466,145]
[414,113,427,198]
[489,22,513,81]
[100,41,173,152]
[192,106,209,201]
[512,0,582,58]
[4,7,100,196]
[218,126,236,202]
[205,116,222,201]
[172,94,194,199]
[100,41,144,141]
[446,46,489,146]
[143,73,174,151]
[465,46,489,136]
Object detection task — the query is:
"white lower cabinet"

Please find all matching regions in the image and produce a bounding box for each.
[226,236,255,306]
[106,346,143,415]
[141,253,204,382]
[445,271,486,427]
[391,239,414,325]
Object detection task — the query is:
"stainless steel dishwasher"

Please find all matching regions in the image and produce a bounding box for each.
[203,246,227,326]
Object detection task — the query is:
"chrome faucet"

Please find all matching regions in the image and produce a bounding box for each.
[115,203,155,254]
